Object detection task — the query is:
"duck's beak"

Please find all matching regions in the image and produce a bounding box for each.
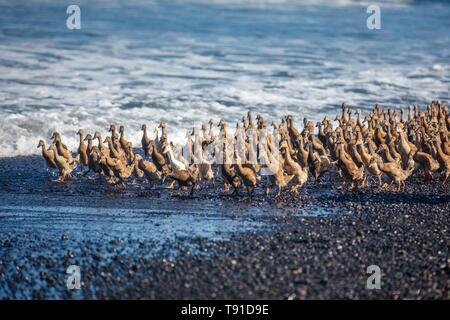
[37,143,41,148]
[103,138,107,143]
[154,128,158,133]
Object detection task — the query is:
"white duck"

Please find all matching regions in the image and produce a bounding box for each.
[163,144,188,172]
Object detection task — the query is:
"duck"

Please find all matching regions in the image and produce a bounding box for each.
[280,140,308,193]
[94,131,109,155]
[374,153,415,192]
[141,124,151,159]
[37,140,57,175]
[50,132,75,163]
[164,165,199,196]
[47,144,79,181]
[335,142,364,188]
[357,140,382,185]
[103,136,127,163]
[431,135,450,183]
[133,154,162,189]
[118,126,131,153]
[84,146,102,178]
[149,140,170,174]
[162,143,189,189]
[265,148,294,196]
[77,129,89,172]
[129,150,144,184]
[162,143,188,172]
[84,133,93,155]
[97,148,115,183]
[413,150,440,180]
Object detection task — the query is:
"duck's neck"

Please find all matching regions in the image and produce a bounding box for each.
[143,128,148,141]
[41,144,49,156]
[97,136,105,149]
[78,134,85,147]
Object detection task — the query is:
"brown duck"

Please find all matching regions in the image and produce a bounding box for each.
[37,140,56,174]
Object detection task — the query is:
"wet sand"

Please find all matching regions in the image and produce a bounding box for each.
[0,155,448,299]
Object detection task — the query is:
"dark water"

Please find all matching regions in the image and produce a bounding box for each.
[0,0,449,156]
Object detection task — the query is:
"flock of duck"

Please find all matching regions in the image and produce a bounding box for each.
[38,101,450,197]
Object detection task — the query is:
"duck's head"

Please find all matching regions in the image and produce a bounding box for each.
[94,131,101,140]
[47,144,56,152]
[77,129,84,136]
[162,144,170,154]
[159,122,166,129]
[37,140,44,148]
[141,124,147,131]
[50,132,60,141]
[103,136,112,144]
[84,134,92,141]
[109,124,115,132]
[119,125,124,133]
[209,118,214,125]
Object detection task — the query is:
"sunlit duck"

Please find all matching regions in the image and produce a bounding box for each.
[97,148,115,183]
[158,122,167,153]
[94,131,109,155]
[265,148,294,196]
[84,145,102,178]
[103,136,127,163]
[84,133,93,155]
[109,124,117,140]
[164,165,199,196]
[133,154,161,189]
[37,140,56,175]
[50,131,74,163]
[77,129,89,172]
[308,140,332,182]
[141,124,151,159]
[162,144,188,172]
[118,126,131,153]
[108,157,135,187]
[374,152,415,192]
[47,144,79,181]
[335,142,364,188]
[234,147,259,198]
[431,135,450,183]
[280,140,308,193]
[356,140,382,185]
[413,150,440,180]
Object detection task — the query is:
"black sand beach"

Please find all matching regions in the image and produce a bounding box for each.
[0,155,448,299]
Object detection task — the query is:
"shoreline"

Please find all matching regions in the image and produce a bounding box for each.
[0,155,449,299]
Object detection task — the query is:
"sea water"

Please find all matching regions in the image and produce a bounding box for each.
[0,0,448,157]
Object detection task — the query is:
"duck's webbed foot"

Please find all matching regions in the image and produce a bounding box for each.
[166,180,175,189]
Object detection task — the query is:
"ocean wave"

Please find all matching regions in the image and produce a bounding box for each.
[0,0,448,157]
